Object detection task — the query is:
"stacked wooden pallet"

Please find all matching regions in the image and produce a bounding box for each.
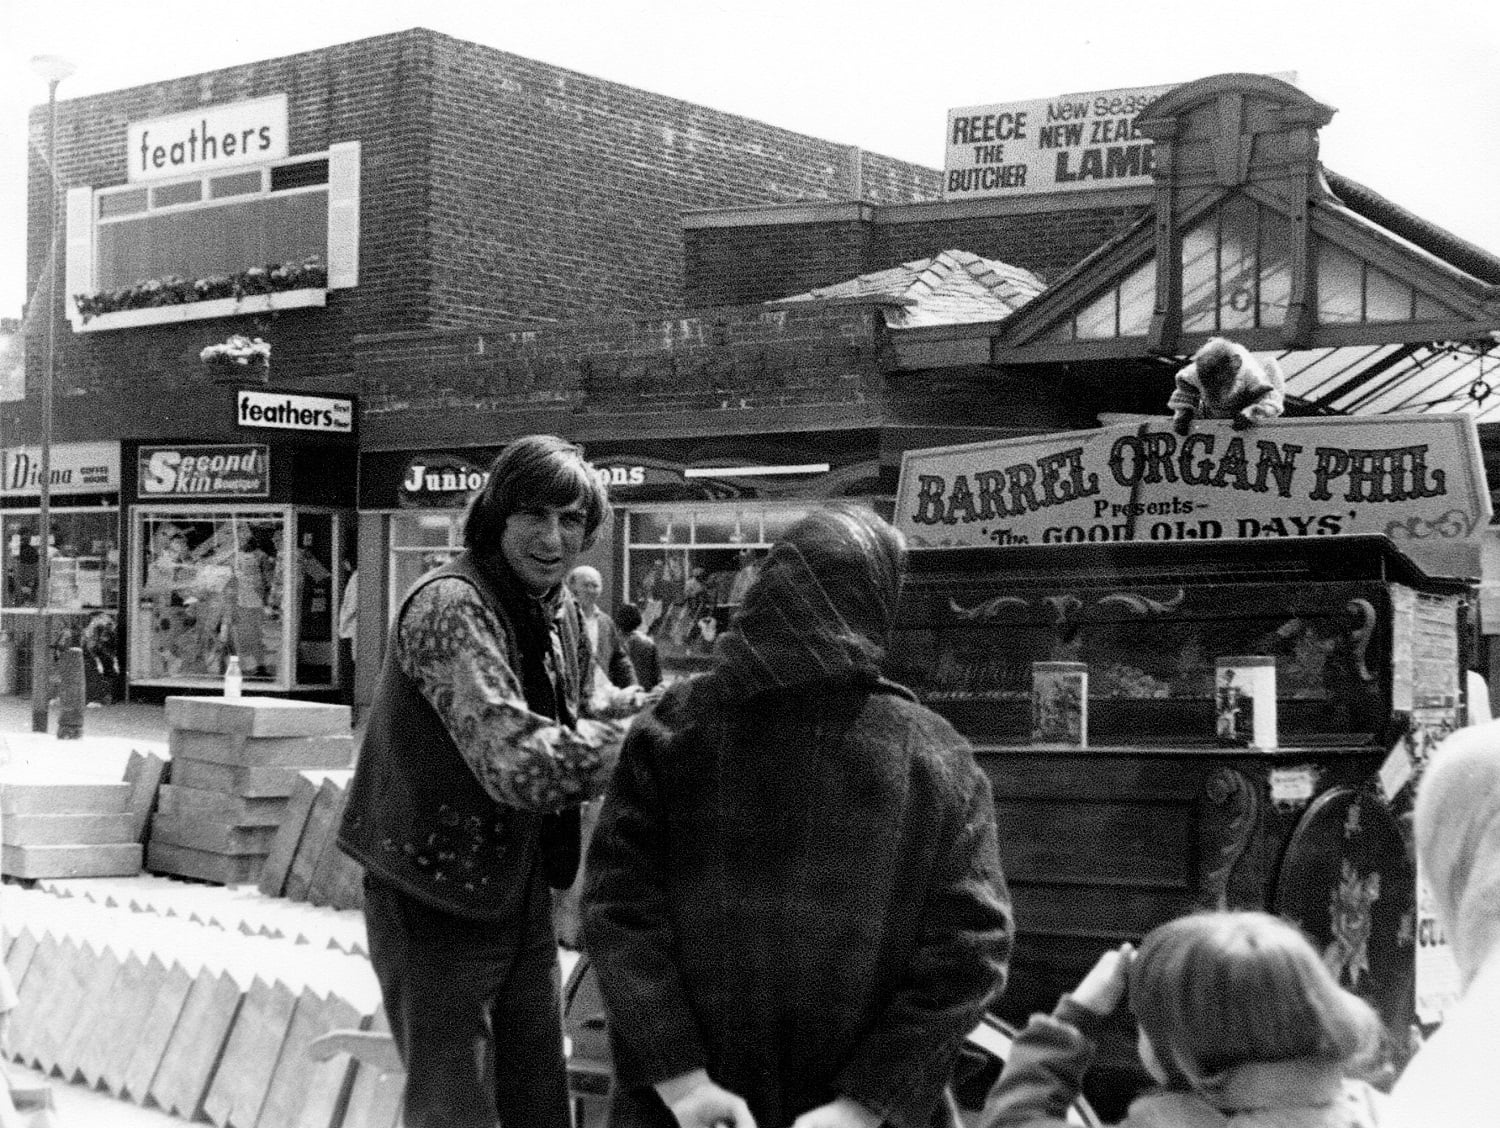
[259,770,364,911]
[1,879,386,1128]
[149,696,354,886]
[0,751,163,880]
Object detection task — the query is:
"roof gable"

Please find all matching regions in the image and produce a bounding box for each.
[988,74,1499,363]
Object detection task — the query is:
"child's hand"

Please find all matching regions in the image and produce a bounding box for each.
[1071,942,1135,1016]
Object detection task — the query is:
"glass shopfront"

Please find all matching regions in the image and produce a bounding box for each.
[388,511,464,610]
[128,505,345,690]
[623,503,811,677]
[0,441,124,700]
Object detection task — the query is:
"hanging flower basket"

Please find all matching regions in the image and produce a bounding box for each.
[200,335,271,381]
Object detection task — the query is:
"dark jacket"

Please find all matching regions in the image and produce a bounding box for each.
[623,631,661,691]
[582,675,1013,1128]
[591,612,638,689]
[337,552,592,917]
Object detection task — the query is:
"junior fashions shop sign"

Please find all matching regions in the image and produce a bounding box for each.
[895,414,1491,579]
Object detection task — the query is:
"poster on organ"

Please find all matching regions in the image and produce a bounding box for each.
[943,75,1295,201]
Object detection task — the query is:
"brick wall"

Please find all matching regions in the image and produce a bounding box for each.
[20,27,941,438]
[873,205,1146,287]
[421,32,939,326]
[683,200,1149,305]
[683,220,876,308]
[357,301,884,427]
[22,31,433,431]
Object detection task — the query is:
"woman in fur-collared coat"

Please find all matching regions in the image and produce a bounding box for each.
[582,504,1014,1128]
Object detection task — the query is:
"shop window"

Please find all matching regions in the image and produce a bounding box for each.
[389,512,465,611]
[1,510,120,612]
[132,511,288,684]
[625,505,808,676]
[66,142,360,329]
[129,508,343,688]
[96,168,327,293]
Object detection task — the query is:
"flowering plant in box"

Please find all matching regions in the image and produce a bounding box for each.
[200,335,271,370]
[74,257,328,322]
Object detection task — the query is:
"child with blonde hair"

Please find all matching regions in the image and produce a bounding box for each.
[981,911,1385,1127]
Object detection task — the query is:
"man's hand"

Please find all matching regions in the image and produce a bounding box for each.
[656,1069,757,1128]
[1071,942,1135,1016]
[791,1095,880,1128]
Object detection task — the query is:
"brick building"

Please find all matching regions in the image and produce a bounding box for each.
[3,26,940,700]
[12,51,1500,710]
[349,73,1500,714]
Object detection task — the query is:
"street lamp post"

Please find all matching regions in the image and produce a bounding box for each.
[29,54,75,734]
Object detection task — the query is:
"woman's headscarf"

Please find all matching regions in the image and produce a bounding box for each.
[705,504,905,702]
[1415,723,1500,986]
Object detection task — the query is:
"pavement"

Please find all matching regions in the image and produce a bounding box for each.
[0,694,172,750]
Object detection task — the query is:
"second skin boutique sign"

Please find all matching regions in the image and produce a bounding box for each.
[895,414,1491,579]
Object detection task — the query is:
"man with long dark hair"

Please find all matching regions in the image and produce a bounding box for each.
[339,434,623,1128]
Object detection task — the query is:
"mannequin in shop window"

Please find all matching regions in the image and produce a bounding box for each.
[231,526,274,677]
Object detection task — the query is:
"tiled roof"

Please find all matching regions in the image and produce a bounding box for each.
[769,249,1045,328]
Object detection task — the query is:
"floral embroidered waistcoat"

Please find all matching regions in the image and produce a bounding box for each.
[337,553,585,919]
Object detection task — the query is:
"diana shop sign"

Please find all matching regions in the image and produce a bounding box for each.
[895,414,1490,580]
[127,95,289,183]
[237,389,354,434]
[1,441,119,497]
[139,445,270,499]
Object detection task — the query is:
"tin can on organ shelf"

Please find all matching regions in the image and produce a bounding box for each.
[1215,655,1277,749]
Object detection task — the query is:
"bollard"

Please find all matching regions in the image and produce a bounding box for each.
[57,646,86,740]
[0,629,15,696]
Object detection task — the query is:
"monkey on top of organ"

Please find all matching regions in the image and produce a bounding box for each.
[1168,336,1286,434]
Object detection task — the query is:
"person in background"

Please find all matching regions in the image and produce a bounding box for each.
[980,911,1385,1128]
[568,565,637,689]
[1464,667,1491,724]
[337,435,626,1128]
[1385,725,1500,1127]
[615,603,661,692]
[555,565,653,949]
[338,566,359,680]
[584,504,1013,1128]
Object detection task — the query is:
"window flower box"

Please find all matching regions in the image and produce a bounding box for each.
[70,259,327,333]
[73,288,325,332]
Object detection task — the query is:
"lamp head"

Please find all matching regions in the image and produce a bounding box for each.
[30,55,76,86]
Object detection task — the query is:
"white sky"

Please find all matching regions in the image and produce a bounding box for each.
[2,0,1499,318]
